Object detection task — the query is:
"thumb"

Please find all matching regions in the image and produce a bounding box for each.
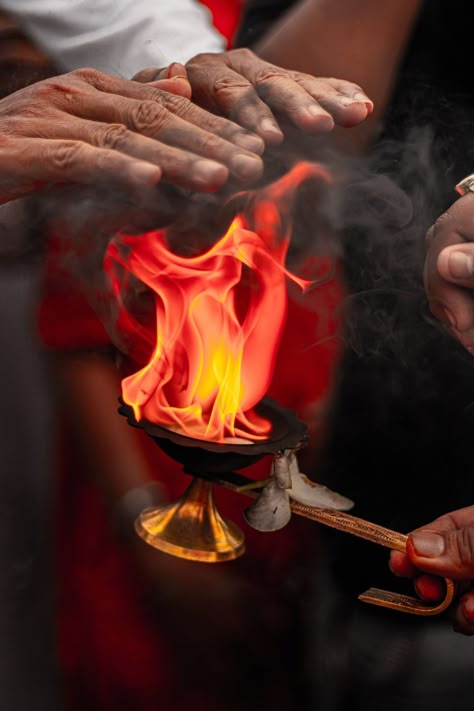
[132,62,191,99]
[407,527,474,580]
[437,245,474,290]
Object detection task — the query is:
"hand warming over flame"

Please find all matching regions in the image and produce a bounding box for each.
[0,65,265,204]
[134,48,374,144]
[389,506,474,635]
[424,193,474,352]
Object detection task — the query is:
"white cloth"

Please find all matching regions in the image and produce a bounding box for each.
[0,0,226,77]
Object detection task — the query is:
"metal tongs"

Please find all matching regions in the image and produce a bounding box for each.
[209,460,456,617]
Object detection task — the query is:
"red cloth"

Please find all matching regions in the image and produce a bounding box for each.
[199,0,244,47]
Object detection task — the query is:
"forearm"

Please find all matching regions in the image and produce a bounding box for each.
[1,0,226,77]
[253,0,424,148]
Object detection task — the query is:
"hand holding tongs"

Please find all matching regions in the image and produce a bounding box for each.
[286,501,456,616]
[214,467,456,616]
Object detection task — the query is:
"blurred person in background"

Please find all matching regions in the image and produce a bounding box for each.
[236,2,474,710]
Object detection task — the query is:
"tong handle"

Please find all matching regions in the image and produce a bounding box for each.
[288,503,456,616]
[288,503,408,551]
[358,581,456,616]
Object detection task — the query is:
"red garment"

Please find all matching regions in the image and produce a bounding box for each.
[199,0,244,47]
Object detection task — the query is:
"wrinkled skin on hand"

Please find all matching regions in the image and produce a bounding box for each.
[390,506,474,635]
[134,47,373,145]
[424,193,474,353]
[0,63,266,204]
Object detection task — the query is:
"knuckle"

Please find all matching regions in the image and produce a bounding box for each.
[255,66,289,85]
[69,67,103,84]
[161,92,190,117]
[187,51,213,65]
[46,140,85,170]
[95,123,129,149]
[214,76,251,100]
[229,47,255,63]
[196,131,223,155]
[32,75,84,107]
[129,100,166,132]
[34,79,70,98]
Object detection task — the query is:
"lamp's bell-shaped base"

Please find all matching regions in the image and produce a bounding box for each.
[135,478,245,562]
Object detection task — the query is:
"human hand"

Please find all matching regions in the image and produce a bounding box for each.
[0,65,264,204]
[389,506,474,634]
[424,192,474,352]
[135,48,373,145]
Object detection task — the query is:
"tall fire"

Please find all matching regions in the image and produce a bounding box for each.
[106,162,331,443]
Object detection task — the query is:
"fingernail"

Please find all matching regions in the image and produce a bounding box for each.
[193,160,227,184]
[410,531,445,558]
[306,105,334,129]
[230,154,263,181]
[129,162,161,186]
[340,95,373,112]
[259,118,283,139]
[234,132,265,154]
[340,97,361,106]
[148,75,189,88]
[448,251,473,279]
[168,62,184,77]
[354,92,374,111]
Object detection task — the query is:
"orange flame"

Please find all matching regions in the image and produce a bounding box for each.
[106,162,331,442]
